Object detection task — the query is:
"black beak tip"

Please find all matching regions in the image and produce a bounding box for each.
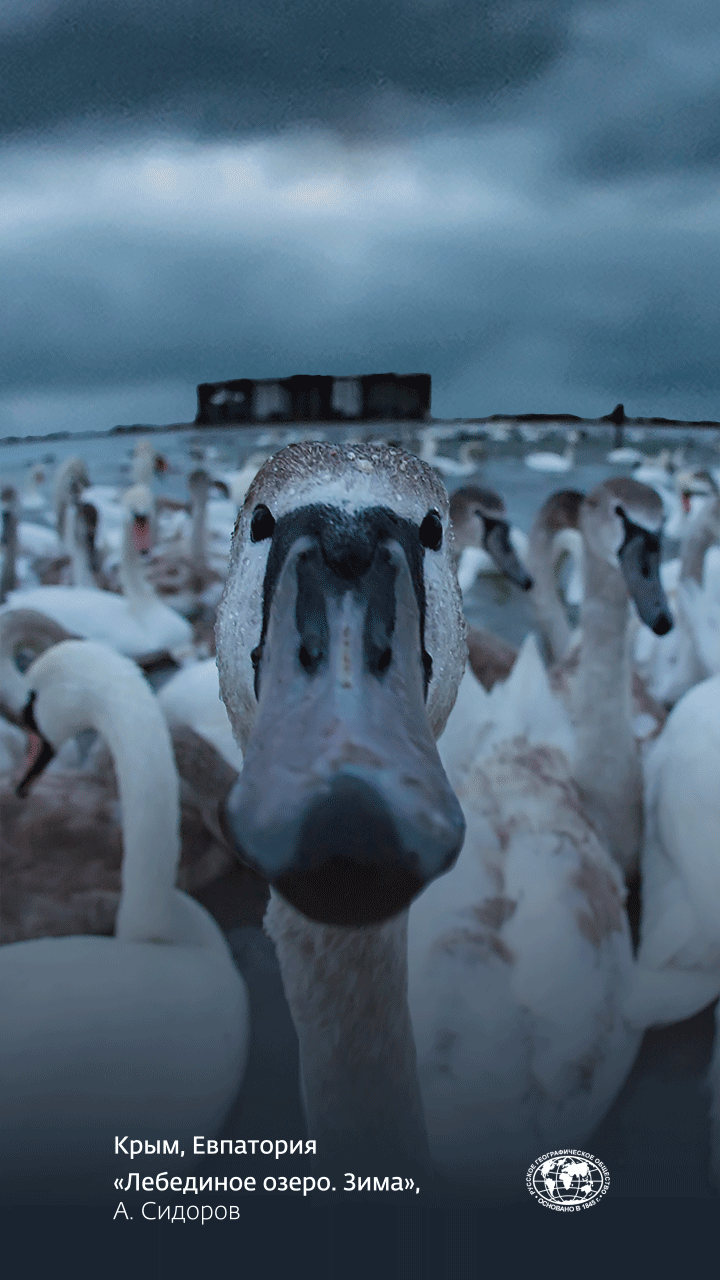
[273,861,427,927]
[652,611,673,637]
[521,573,534,591]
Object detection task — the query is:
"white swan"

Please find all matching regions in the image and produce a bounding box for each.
[4,484,194,663]
[419,437,484,479]
[607,447,645,466]
[449,485,531,594]
[20,465,48,513]
[215,441,642,1193]
[0,640,248,1198]
[147,469,229,616]
[1,486,19,603]
[634,468,720,706]
[624,669,720,1030]
[221,451,272,509]
[524,430,577,473]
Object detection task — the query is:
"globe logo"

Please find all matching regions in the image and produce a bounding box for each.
[526,1150,609,1211]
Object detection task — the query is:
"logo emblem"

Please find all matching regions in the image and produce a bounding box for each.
[526,1150,609,1211]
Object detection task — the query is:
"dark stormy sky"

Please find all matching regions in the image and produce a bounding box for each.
[2,0,719,435]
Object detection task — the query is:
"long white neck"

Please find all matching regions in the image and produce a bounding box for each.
[1,506,18,603]
[528,526,578,663]
[189,488,208,576]
[66,504,95,589]
[679,497,720,585]
[119,520,157,611]
[571,548,641,874]
[83,666,181,943]
[265,891,431,1170]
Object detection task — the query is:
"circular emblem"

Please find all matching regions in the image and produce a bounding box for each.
[526,1150,609,1211]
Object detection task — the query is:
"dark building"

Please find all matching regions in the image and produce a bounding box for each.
[361,373,431,421]
[195,373,431,425]
[196,379,254,424]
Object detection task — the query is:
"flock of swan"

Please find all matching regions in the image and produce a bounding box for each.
[1,425,720,1201]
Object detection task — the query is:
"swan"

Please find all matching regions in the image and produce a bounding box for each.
[449,485,531,594]
[53,457,90,553]
[215,441,643,1192]
[0,639,249,1198]
[607,447,645,466]
[634,467,720,706]
[147,469,229,616]
[524,430,577,473]
[621,664,720,1186]
[4,484,194,664]
[525,489,585,664]
[632,447,675,489]
[131,437,171,486]
[20,465,48,514]
[452,478,673,873]
[1,487,19,603]
[0,609,237,943]
[419,437,484,479]
[221,451,272,509]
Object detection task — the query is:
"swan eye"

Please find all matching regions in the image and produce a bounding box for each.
[250,504,275,543]
[14,645,38,675]
[419,509,443,551]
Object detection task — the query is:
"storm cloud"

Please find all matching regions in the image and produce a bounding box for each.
[1,0,719,433]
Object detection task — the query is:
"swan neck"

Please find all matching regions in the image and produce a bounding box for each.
[265,892,431,1168]
[189,488,208,572]
[680,501,720,585]
[1,510,18,603]
[92,686,181,942]
[67,505,95,588]
[527,525,573,662]
[119,520,156,608]
[572,547,640,872]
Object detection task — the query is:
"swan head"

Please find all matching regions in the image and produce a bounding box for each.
[53,456,90,508]
[0,607,79,726]
[449,485,533,589]
[581,477,673,635]
[131,439,172,483]
[187,468,230,501]
[217,441,467,928]
[675,467,719,515]
[14,640,148,798]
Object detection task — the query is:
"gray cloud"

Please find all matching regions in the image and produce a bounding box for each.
[2,134,719,429]
[2,0,720,432]
[0,0,570,142]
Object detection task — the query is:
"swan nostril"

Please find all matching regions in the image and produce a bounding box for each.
[299,640,324,674]
[419,510,443,551]
[250,504,275,543]
[377,647,392,673]
[652,612,673,637]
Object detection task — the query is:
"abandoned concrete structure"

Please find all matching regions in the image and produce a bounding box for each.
[195,373,431,425]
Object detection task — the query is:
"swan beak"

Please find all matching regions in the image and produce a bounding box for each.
[224,532,466,927]
[483,519,533,590]
[618,524,673,635]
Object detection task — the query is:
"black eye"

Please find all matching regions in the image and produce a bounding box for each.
[250,504,275,542]
[419,509,443,551]
[14,645,37,675]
